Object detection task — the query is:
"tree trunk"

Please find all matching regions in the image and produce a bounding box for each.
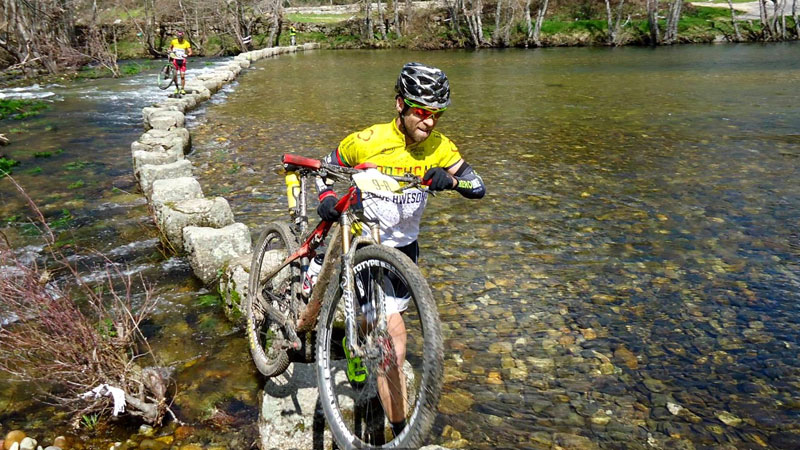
[524,0,533,47]
[363,0,373,41]
[533,0,548,47]
[377,0,387,39]
[494,0,504,45]
[394,0,401,37]
[726,0,743,40]
[759,0,773,38]
[646,0,660,44]
[604,0,615,44]
[663,0,682,44]
[267,0,282,47]
[793,0,800,37]
[405,0,413,34]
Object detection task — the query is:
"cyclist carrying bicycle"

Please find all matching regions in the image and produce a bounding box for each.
[317,62,485,437]
[169,31,192,95]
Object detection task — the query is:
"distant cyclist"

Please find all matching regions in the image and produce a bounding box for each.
[169,31,192,95]
[289,25,297,46]
[318,62,486,438]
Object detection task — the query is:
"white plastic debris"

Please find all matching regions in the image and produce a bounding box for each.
[80,384,127,416]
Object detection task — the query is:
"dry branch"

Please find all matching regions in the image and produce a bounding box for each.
[0,176,172,426]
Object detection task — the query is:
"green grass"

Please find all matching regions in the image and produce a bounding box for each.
[0,99,49,120]
[540,19,606,35]
[287,13,353,23]
[50,209,73,229]
[0,157,20,178]
[114,40,146,59]
[67,180,85,189]
[120,61,153,76]
[196,294,221,307]
[64,161,90,170]
[27,166,42,175]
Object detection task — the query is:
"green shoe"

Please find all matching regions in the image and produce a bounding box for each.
[174,88,180,95]
[180,89,186,95]
[342,336,367,384]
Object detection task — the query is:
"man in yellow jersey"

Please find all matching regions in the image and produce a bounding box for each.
[168,31,192,95]
[289,25,297,46]
[318,62,485,439]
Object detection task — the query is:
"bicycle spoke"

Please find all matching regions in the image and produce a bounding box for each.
[317,246,442,449]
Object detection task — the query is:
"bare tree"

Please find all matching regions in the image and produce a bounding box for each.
[663,0,682,44]
[777,0,787,38]
[362,0,374,41]
[377,0,388,39]
[462,0,487,46]
[266,0,283,47]
[793,0,800,37]
[758,0,774,38]
[725,0,743,41]
[493,0,506,46]
[646,0,660,44]
[604,0,627,45]
[0,0,75,74]
[531,0,549,47]
[393,0,401,37]
[85,0,120,77]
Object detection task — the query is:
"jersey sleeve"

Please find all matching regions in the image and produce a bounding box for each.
[335,128,370,167]
[438,134,463,169]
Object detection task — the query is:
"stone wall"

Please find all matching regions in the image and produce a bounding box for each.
[134,44,319,319]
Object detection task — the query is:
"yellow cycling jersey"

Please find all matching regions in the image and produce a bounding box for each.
[335,119,462,177]
[332,119,462,247]
[170,39,191,59]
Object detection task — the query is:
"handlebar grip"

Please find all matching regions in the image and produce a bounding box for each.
[282,153,322,170]
[422,178,432,187]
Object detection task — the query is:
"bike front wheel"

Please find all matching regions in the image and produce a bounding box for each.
[157,63,175,90]
[316,245,443,449]
[246,222,300,377]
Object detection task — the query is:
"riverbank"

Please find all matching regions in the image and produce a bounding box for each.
[2,0,797,89]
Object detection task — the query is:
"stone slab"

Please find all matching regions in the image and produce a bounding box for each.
[137,159,193,195]
[183,223,252,284]
[150,176,204,204]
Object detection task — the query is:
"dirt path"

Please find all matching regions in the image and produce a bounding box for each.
[690,0,795,21]
[285,0,444,14]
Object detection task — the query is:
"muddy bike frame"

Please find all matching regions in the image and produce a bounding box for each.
[254,153,425,358]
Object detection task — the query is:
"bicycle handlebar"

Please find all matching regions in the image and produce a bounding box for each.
[282,153,423,185]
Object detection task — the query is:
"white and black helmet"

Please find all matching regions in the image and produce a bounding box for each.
[395,62,451,109]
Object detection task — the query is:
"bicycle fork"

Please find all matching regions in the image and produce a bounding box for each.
[341,215,388,360]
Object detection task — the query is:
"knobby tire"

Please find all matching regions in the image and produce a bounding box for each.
[316,245,443,449]
[157,63,175,90]
[246,222,300,377]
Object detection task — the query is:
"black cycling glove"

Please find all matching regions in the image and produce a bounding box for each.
[423,167,455,192]
[317,195,341,222]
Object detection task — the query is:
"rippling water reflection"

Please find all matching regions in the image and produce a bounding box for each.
[188,45,800,448]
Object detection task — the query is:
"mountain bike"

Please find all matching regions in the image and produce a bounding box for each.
[157,54,177,90]
[246,153,444,449]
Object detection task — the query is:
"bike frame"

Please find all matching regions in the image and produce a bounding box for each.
[256,153,421,359]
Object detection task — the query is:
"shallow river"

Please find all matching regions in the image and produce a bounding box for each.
[3,44,800,449]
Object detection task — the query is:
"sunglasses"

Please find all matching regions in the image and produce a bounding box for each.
[403,98,446,120]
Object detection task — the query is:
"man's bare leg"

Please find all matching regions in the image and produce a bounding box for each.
[377,312,407,428]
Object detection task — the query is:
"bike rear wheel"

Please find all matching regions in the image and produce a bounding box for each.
[157,63,175,90]
[316,245,443,449]
[246,222,300,377]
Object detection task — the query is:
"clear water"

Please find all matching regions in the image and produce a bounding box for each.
[3,44,800,448]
